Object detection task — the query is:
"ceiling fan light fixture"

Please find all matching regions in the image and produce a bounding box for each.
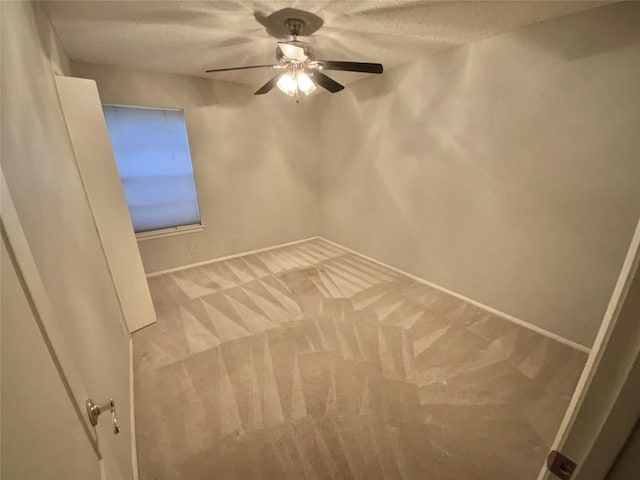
[204,8,383,98]
[276,73,297,96]
[276,70,316,97]
[297,72,316,95]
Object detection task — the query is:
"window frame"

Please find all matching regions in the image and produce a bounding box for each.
[102,103,204,241]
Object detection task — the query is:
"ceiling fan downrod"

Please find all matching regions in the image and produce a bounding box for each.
[285,18,305,40]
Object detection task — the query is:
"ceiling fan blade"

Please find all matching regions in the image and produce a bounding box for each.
[311,71,344,93]
[316,61,383,74]
[254,73,283,95]
[205,64,279,73]
[277,42,307,61]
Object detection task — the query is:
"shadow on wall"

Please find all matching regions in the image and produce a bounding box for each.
[321,44,479,240]
[509,2,640,61]
[317,1,640,347]
[348,61,406,103]
[34,2,70,74]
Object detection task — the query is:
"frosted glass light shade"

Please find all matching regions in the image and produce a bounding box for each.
[297,72,316,95]
[277,71,317,96]
[277,73,297,96]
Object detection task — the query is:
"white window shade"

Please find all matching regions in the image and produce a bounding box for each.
[102,105,201,233]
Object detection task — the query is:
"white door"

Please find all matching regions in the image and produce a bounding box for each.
[1,2,135,478]
[1,229,101,480]
[536,216,640,479]
[54,75,156,334]
[0,176,132,480]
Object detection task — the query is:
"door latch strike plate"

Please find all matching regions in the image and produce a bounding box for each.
[547,450,577,479]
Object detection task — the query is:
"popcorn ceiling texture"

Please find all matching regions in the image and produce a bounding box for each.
[44,1,611,86]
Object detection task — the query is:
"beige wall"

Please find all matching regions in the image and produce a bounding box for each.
[318,2,640,347]
[72,62,320,274]
[1,2,132,477]
[607,421,640,480]
[65,3,638,346]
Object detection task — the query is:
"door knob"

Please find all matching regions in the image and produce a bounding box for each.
[86,398,120,435]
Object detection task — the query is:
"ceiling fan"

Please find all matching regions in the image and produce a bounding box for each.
[204,8,384,99]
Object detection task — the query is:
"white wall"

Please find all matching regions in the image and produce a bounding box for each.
[71,62,320,274]
[1,2,132,477]
[318,2,640,347]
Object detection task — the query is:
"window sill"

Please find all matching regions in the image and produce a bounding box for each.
[136,224,204,242]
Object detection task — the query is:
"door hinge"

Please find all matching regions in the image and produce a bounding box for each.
[547,450,577,479]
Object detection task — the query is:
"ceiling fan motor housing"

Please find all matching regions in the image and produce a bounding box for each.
[261,8,325,39]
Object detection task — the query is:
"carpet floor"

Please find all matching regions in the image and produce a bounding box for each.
[134,238,586,479]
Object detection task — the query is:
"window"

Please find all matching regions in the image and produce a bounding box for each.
[102,105,201,237]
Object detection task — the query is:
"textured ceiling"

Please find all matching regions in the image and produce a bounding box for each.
[44,1,613,87]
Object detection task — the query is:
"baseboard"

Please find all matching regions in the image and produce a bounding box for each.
[145,236,319,278]
[129,337,139,480]
[318,237,591,354]
[143,234,589,354]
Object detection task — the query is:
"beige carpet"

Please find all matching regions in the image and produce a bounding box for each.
[134,238,586,479]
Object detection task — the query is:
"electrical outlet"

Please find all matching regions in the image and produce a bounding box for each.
[231,236,239,246]
[188,243,197,254]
